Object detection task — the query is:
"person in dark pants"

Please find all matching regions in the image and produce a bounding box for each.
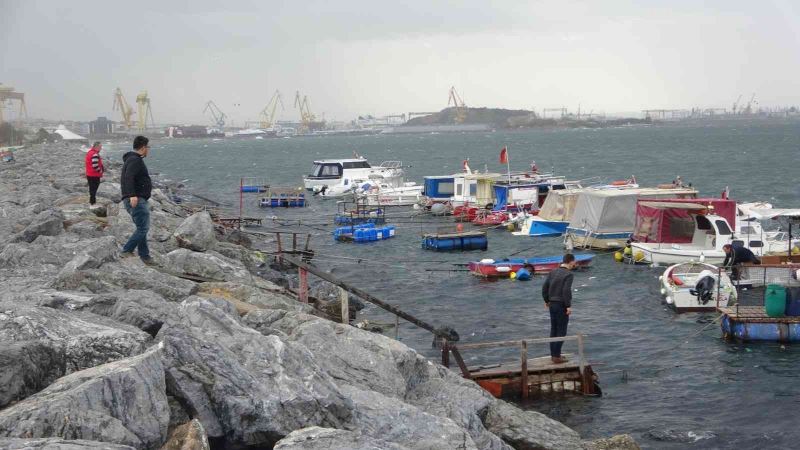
[84,141,104,205]
[722,243,760,280]
[120,136,155,264]
[542,253,577,363]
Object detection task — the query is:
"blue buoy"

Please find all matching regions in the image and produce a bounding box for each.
[515,268,532,281]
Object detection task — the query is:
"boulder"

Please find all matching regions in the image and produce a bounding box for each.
[57,235,119,273]
[157,299,352,447]
[197,281,315,315]
[0,438,136,449]
[96,181,122,203]
[341,385,477,450]
[14,208,65,243]
[50,259,198,302]
[484,401,584,450]
[163,249,252,283]
[55,290,180,337]
[274,427,409,450]
[0,346,169,450]
[0,300,151,407]
[173,212,216,252]
[160,419,210,450]
[66,219,105,239]
[261,311,511,450]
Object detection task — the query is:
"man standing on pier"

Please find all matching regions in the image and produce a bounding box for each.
[542,253,577,364]
[84,141,104,205]
[120,136,154,265]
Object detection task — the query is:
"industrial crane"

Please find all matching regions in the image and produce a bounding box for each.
[203,100,227,128]
[744,93,756,115]
[260,91,284,129]
[294,91,316,132]
[0,84,27,124]
[732,94,742,115]
[447,86,467,123]
[135,91,154,131]
[112,87,135,129]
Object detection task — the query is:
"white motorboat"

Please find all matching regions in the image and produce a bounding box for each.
[659,262,737,312]
[303,158,404,192]
[359,178,425,206]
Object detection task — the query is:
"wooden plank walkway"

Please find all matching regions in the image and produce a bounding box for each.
[469,354,579,379]
[718,306,800,323]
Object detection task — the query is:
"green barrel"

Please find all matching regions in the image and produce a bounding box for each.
[765,284,787,318]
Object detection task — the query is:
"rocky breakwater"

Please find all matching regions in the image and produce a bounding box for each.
[0,143,638,450]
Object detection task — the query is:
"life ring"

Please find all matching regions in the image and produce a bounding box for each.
[666,269,684,286]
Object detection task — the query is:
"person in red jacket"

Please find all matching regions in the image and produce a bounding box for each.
[85,141,104,205]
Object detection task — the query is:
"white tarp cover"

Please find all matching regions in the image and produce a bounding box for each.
[53,126,88,141]
[568,188,698,233]
[538,189,581,221]
[746,208,800,220]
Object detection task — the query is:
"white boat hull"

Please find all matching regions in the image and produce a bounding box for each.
[631,244,727,266]
[660,262,737,312]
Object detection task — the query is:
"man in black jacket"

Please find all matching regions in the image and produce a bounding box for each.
[120,136,154,264]
[542,253,577,363]
[722,243,760,279]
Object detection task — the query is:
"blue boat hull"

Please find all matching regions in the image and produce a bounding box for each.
[529,220,568,237]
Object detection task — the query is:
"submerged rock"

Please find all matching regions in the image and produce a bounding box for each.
[173,211,215,252]
[0,346,169,449]
[274,427,409,450]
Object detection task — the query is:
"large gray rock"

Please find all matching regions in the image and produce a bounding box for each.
[0,346,169,450]
[163,249,253,283]
[50,259,198,302]
[484,401,583,450]
[341,385,477,450]
[157,298,353,447]
[0,438,136,449]
[0,300,151,407]
[198,281,315,315]
[173,212,216,252]
[57,235,119,273]
[14,209,65,243]
[261,311,511,450]
[274,427,409,450]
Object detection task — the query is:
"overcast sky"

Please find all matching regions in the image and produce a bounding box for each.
[3,0,800,125]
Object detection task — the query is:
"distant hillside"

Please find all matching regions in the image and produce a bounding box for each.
[405,107,650,129]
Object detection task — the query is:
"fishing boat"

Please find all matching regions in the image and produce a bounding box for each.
[468,253,594,278]
[659,262,737,312]
[564,187,698,249]
[631,213,735,265]
[514,188,582,237]
[358,173,425,207]
[422,227,488,251]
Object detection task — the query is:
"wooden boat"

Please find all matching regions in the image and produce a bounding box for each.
[468,253,594,278]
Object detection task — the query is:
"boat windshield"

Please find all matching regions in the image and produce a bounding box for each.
[715,220,732,235]
[311,163,343,177]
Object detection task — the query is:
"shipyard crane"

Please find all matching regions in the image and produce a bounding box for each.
[732,94,742,115]
[203,100,227,128]
[260,90,284,129]
[135,91,155,131]
[744,93,756,115]
[0,84,27,124]
[294,91,316,132]
[447,86,467,123]
[113,87,135,129]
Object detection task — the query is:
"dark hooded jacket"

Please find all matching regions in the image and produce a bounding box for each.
[120,151,152,200]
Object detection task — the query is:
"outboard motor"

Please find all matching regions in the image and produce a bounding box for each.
[690,270,717,305]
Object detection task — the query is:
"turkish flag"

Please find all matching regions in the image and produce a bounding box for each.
[499,147,508,164]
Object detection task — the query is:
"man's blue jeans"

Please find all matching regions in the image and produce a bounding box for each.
[122,198,150,258]
[549,302,569,357]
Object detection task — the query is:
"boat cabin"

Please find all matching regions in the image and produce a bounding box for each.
[632,198,737,244]
[423,176,456,200]
[452,173,500,207]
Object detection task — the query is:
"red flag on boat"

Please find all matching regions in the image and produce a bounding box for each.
[721,186,729,199]
[499,147,508,164]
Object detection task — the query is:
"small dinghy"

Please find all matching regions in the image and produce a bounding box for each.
[659,262,737,312]
[468,253,594,278]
